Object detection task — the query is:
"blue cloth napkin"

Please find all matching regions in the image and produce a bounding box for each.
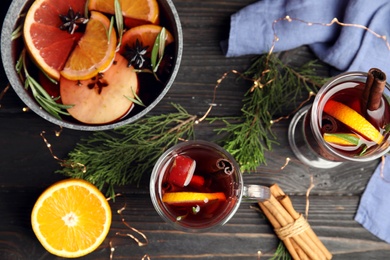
[222,0,390,76]
[355,155,390,243]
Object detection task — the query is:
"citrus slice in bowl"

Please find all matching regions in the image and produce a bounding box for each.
[60,11,117,81]
[119,24,174,54]
[31,179,111,258]
[88,0,159,27]
[323,100,384,144]
[23,0,87,80]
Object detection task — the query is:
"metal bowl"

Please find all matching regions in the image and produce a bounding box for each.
[1,0,183,131]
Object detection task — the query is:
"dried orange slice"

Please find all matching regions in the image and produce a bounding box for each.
[31,179,111,258]
[60,11,117,81]
[162,192,226,205]
[88,0,159,27]
[119,24,174,54]
[23,0,87,80]
[323,100,384,144]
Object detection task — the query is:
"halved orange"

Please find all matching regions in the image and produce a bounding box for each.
[119,24,174,54]
[88,0,159,27]
[323,100,384,144]
[23,0,87,80]
[31,179,111,258]
[162,192,226,205]
[60,11,117,80]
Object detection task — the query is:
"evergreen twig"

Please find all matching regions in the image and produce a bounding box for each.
[56,103,197,198]
[213,54,329,172]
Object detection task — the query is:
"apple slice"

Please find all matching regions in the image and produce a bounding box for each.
[59,54,138,124]
[168,155,196,187]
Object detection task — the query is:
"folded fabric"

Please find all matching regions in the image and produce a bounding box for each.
[222,0,390,76]
[355,155,390,243]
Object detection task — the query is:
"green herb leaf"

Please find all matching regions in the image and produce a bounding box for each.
[151,27,167,73]
[124,87,145,107]
[114,0,124,50]
[16,48,73,119]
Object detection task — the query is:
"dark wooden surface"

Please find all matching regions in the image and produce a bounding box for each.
[1,0,390,259]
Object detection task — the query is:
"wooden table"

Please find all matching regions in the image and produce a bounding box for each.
[1,0,390,259]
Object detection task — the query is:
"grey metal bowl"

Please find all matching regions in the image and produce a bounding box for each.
[1,0,183,131]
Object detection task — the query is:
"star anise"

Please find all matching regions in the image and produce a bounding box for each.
[59,7,88,34]
[123,39,149,69]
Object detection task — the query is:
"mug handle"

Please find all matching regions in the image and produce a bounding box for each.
[242,185,270,202]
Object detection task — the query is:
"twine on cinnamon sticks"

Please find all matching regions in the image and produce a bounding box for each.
[259,184,332,260]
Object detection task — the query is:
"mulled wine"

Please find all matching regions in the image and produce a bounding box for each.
[318,81,390,157]
[288,71,390,168]
[150,141,241,231]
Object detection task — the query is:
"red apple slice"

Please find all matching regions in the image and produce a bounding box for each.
[168,155,196,187]
[59,54,138,124]
[188,175,205,188]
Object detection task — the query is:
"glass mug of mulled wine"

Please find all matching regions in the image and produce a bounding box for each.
[150,140,270,232]
[288,69,390,169]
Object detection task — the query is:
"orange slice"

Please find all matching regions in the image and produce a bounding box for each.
[119,24,174,54]
[323,133,360,146]
[31,179,111,258]
[23,0,87,80]
[88,0,159,27]
[323,100,384,144]
[60,11,117,81]
[162,192,226,205]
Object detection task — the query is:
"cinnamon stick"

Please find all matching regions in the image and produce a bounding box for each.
[271,185,332,260]
[363,68,386,111]
[258,203,301,260]
[259,184,332,260]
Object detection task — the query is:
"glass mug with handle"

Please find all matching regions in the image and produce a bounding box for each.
[288,70,390,168]
[150,140,270,232]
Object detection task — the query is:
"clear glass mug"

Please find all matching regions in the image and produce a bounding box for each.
[288,71,390,168]
[150,140,270,232]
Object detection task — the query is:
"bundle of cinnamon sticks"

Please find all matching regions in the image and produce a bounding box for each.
[259,184,332,260]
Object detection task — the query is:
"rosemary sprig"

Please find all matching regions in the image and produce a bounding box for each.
[151,27,167,73]
[16,48,73,119]
[56,103,197,198]
[114,0,124,50]
[125,87,145,107]
[214,54,328,172]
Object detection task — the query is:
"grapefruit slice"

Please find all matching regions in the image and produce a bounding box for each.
[23,0,87,80]
[60,11,117,81]
[119,24,174,54]
[60,54,138,124]
[88,0,159,28]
